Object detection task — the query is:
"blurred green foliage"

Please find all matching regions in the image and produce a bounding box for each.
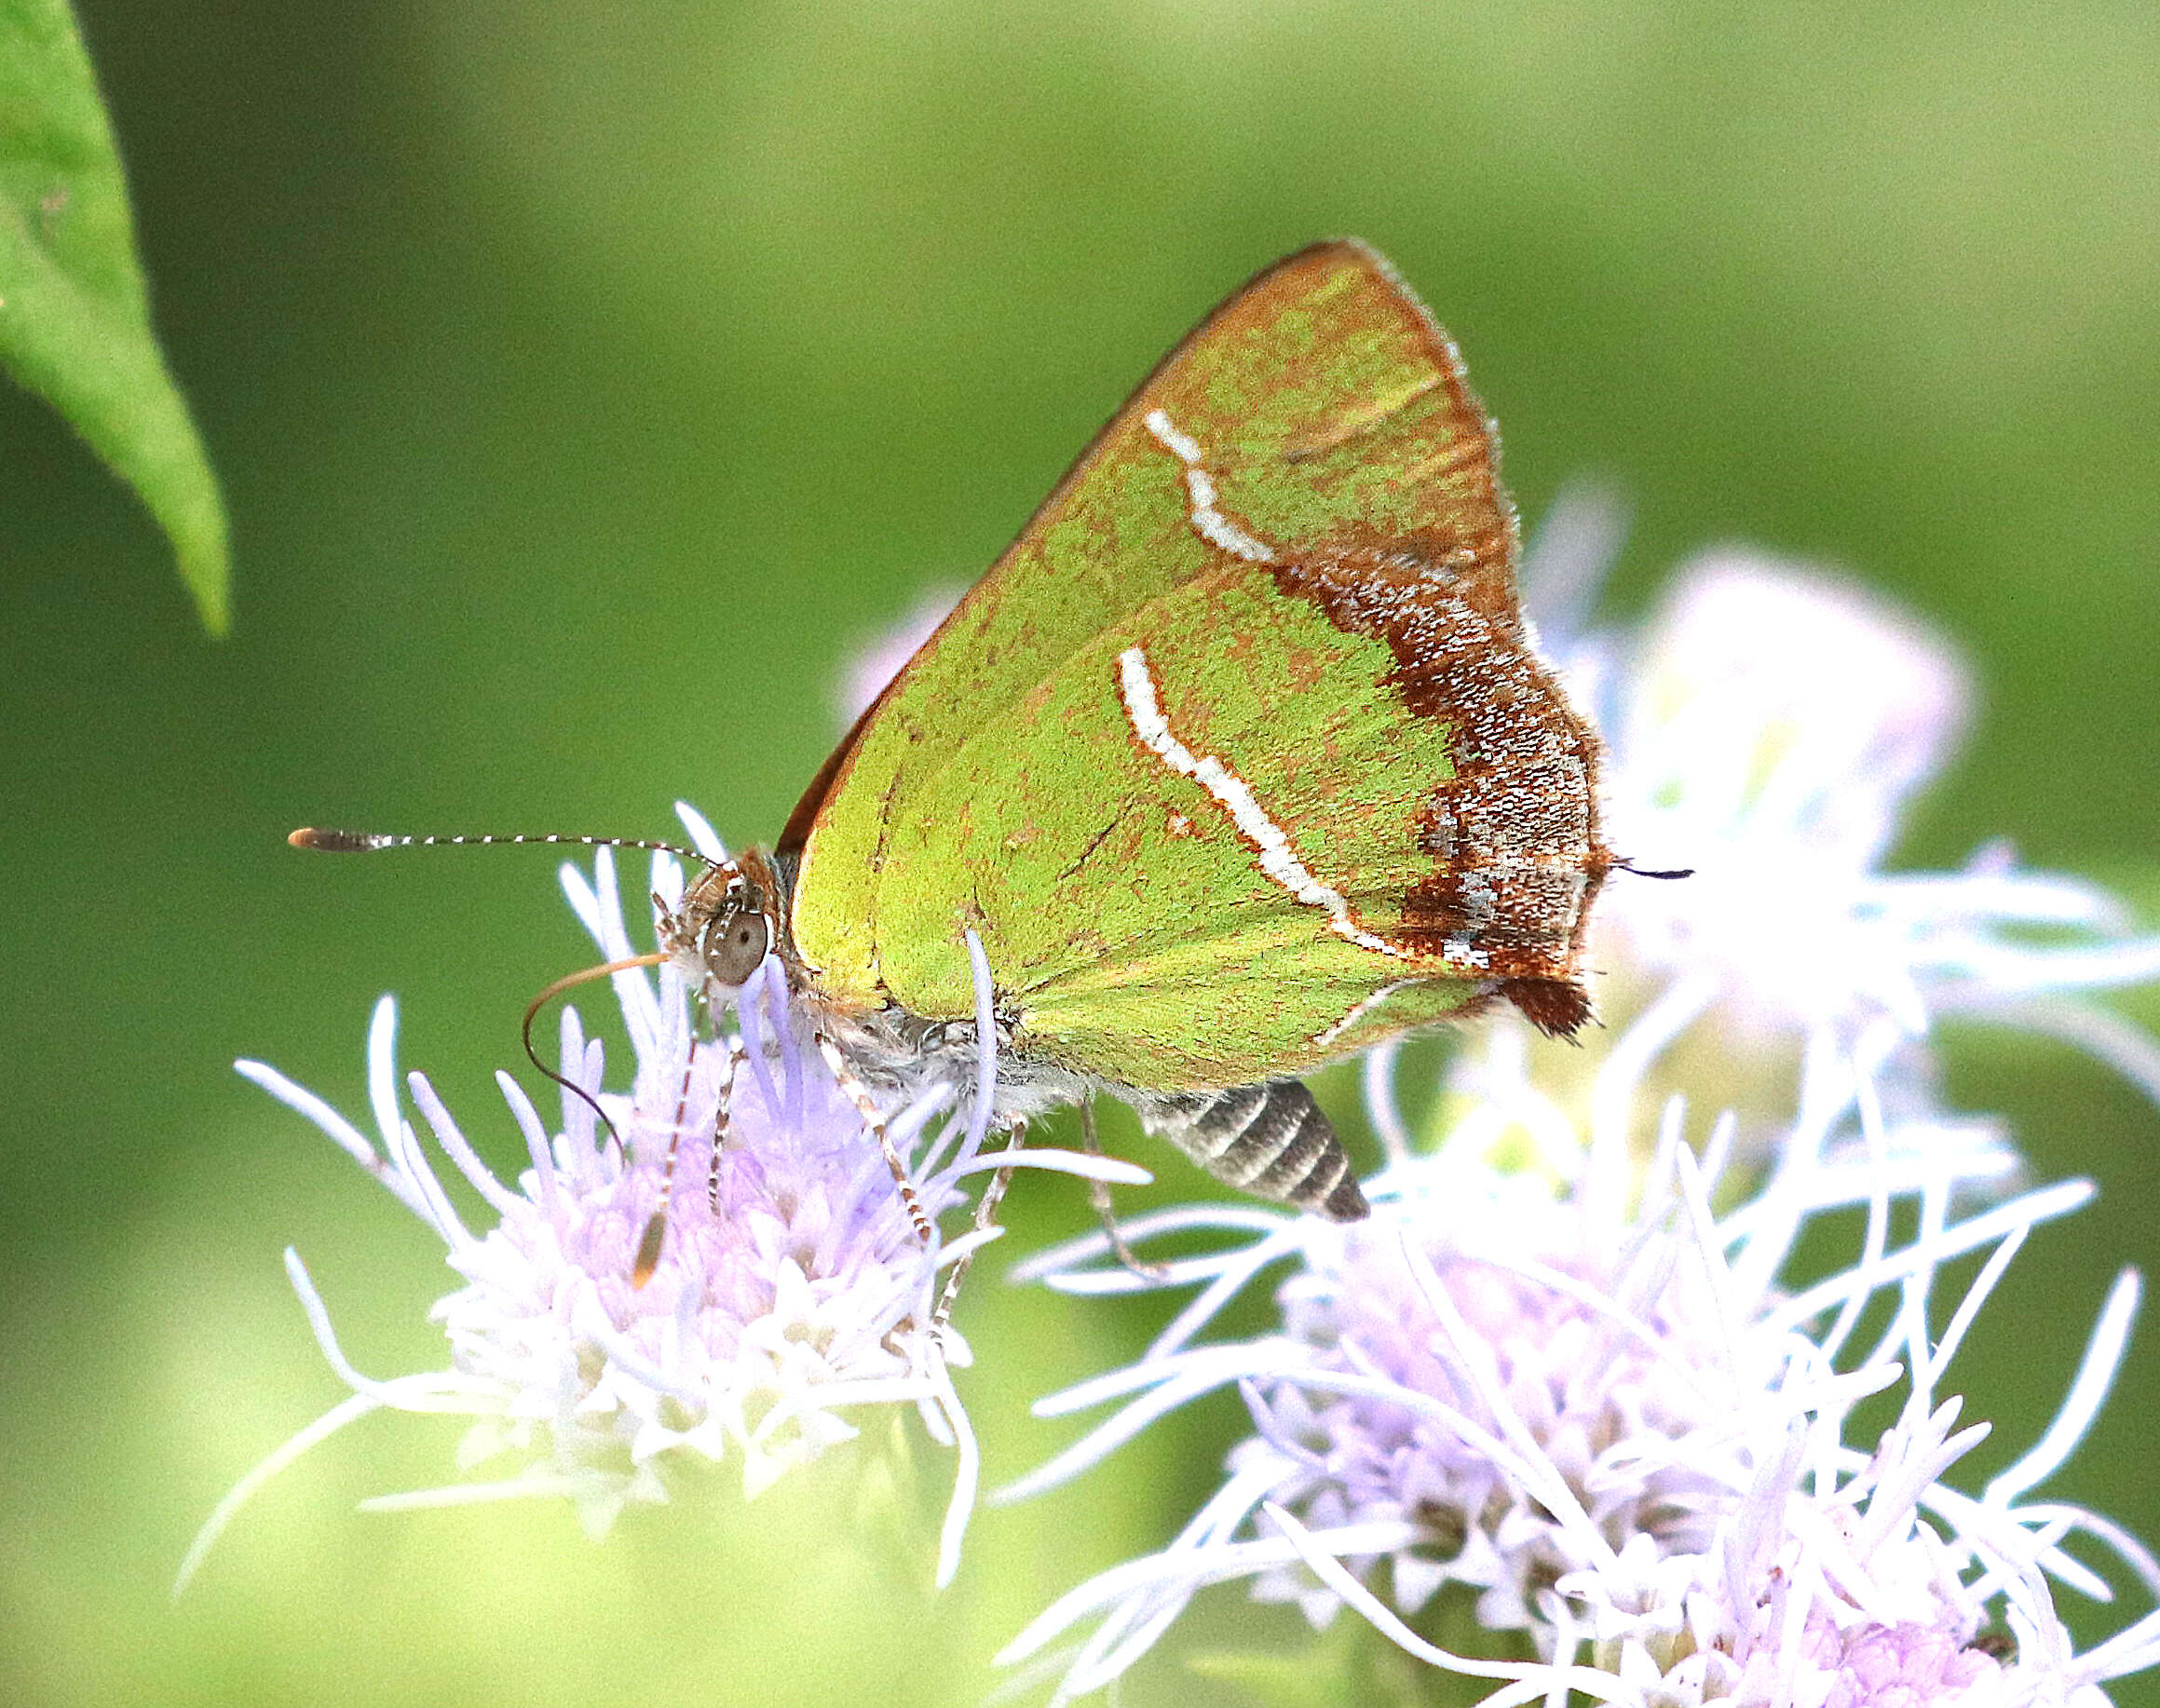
[1,3,2155,1705]
[0,0,226,631]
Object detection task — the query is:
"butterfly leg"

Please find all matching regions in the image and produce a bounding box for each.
[815,1033,935,1244]
[1080,1099,1168,1281]
[632,1040,700,1289]
[931,1118,1026,1342]
[705,1035,747,1216]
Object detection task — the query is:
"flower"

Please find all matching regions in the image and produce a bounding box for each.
[1492,495,2160,1152]
[182,806,1147,1594]
[1590,552,2160,1041]
[994,511,2160,1704]
[1538,1258,2160,1708]
[998,1024,2158,1706]
[835,583,964,725]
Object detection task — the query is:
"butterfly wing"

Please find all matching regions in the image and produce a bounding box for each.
[782,240,1608,1071]
[871,549,1602,1086]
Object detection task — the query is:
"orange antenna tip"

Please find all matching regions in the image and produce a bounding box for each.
[290,827,388,852]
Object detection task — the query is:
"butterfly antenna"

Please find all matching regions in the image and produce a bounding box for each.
[522,954,671,1163]
[291,827,713,864]
[294,826,711,1204]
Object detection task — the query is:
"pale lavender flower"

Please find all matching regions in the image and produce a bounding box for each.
[990,512,2160,1704]
[836,582,965,725]
[182,807,1145,1593]
[1530,1254,2159,1708]
[1509,495,2160,1130]
[992,515,2160,1702]
[998,1021,2157,1706]
[1589,554,1972,1038]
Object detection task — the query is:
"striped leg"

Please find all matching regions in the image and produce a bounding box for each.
[1136,1080,1369,1222]
[1080,1099,1167,1280]
[932,1118,1025,1339]
[815,1033,935,1244]
[705,1036,747,1214]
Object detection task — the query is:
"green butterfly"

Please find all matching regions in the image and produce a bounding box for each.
[663,239,1611,1225]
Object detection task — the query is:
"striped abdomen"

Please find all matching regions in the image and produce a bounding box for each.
[1137,1081,1368,1222]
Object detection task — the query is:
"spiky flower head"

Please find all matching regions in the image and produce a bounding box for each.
[1000,1035,2155,1707]
[183,808,1144,1593]
[998,522,2160,1706]
[1489,508,2160,1156]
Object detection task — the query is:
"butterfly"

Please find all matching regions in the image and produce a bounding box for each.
[658,239,1612,1227]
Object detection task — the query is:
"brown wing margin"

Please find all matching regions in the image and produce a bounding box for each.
[777,687,886,864]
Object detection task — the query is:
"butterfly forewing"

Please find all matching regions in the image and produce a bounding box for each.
[784,240,1606,1075]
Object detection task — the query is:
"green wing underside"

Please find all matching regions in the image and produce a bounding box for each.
[874,565,1501,1087]
[785,241,1574,1090]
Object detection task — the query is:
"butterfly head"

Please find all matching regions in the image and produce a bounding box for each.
[659,847,786,1007]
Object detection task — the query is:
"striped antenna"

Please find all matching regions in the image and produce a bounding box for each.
[289,827,710,863]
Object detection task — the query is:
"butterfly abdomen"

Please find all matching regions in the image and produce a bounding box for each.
[1137,1081,1369,1222]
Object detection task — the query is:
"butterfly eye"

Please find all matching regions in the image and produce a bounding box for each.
[700,905,769,987]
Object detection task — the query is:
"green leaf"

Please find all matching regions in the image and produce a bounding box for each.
[0,0,229,633]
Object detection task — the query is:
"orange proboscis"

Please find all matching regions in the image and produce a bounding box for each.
[521,951,670,1166]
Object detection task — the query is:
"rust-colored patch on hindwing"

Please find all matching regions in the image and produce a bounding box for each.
[1267,543,1611,1033]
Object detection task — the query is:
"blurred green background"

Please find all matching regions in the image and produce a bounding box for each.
[5,2,2158,1703]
